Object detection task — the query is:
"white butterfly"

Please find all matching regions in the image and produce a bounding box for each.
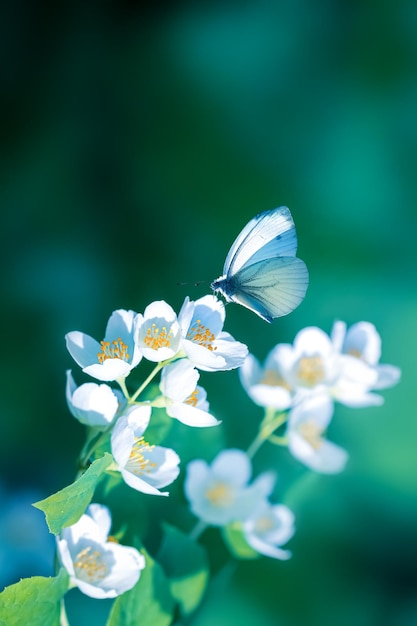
[211,206,309,323]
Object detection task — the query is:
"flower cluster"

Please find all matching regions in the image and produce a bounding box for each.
[185,449,295,560]
[60,294,247,598]
[48,302,401,606]
[240,322,400,473]
[66,295,247,497]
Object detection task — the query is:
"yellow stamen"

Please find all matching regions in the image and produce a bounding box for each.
[298,420,324,450]
[143,323,173,350]
[185,389,199,407]
[254,516,274,534]
[297,356,325,387]
[97,338,130,364]
[187,319,217,351]
[127,437,157,476]
[205,482,233,506]
[347,348,362,359]
[74,546,107,582]
[259,369,291,389]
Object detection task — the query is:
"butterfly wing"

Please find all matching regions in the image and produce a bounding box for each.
[228,257,309,322]
[223,206,298,275]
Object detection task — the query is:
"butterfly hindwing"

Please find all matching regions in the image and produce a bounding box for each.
[230,257,309,321]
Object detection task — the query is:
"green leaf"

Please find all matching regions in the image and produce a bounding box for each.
[222,523,259,560]
[0,570,69,626]
[33,453,113,534]
[106,549,174,626]
[157,523,209,616]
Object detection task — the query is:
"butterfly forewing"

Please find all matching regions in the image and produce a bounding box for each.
[223,206,298,275]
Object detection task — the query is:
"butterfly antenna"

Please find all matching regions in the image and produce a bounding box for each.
[176,280,210,288]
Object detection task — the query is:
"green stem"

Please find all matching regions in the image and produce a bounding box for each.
[60,598,70,626]
[189,519,208,541]
[246,410,288,459]
[129,362,164,403]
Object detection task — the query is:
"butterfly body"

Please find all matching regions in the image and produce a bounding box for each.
[211,206,308,323]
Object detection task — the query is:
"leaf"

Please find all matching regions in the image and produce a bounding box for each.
[0,570,69,626]
[106,549,174,626]
[33,453,113,534]
[157,523,209,615]
[222,523,259,560]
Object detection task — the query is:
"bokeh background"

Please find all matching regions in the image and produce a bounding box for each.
[1,1,417,624]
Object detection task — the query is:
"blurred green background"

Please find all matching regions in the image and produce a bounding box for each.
[1,1,417,624]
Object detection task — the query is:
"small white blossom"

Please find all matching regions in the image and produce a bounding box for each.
[135,301,182,363]
[56,503,145,599]
[332,321,401,393]
[111,405,180,496]
[287,394,348,474]
[239,347,293,410]
[159,360,220,427]
[178,295,248,372]
[66,310,142,382]
[184,449,275,526]
[243,501,295,560]
[66,371,124,428]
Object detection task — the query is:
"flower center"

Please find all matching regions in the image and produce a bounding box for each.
[127,437,157,476]
[259,369,291,389]
[74,545,108,583]
[205,481,233,507]
[186,320,217,351]
[347,348,362,359]
[296,356,325,387]
[298,420,324,450]
[97,338,130,364]
[185,389,199,407]
[254,515,274,534]
[144,323,173,350]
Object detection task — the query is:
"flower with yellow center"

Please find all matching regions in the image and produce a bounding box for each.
[111,405,180,496]
[135,300,182,363]
[184,449,275,526]
[286,394,348,474]
[159,359,220,427]
[243,501,295,560]
[178,295,248,372]
[56,504,145,599]
[66,309,142,382]
[239,345,293,410]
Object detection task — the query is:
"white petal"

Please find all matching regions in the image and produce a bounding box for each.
[184,460,209,502]
[86,504,112,541]
[288,431,348,474]
[211,449,251,486]
[167,402,220,427]
[344,322,381,365]
[160,360,199,402]
[84,359,133,382]
[374,364,401,389]
[248,384,292,409]
[288,394,334,430]
[293,327,333,357]
[66,331,102,369]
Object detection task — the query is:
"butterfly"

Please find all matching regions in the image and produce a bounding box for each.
[211,206,309,323]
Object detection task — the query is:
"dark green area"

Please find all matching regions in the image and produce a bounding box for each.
[1,2,417,625]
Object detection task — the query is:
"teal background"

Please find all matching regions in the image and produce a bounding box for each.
[1,1,417,624]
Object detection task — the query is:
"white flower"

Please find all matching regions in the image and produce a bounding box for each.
[287,394,348,473]
[111,405,180,496]
[66,371,124,428]
[243,501,295,560]
[135,301,182,363]
[239,347,293,410]
[159,360,220,427]
[184,449,275,526]
[332,321,401,392]
[178,295,248,372]
[263,326,378,407]
[56,503,145,599]
[66,310,142,382]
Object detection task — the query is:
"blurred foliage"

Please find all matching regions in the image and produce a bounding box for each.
[1,1,417,625]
